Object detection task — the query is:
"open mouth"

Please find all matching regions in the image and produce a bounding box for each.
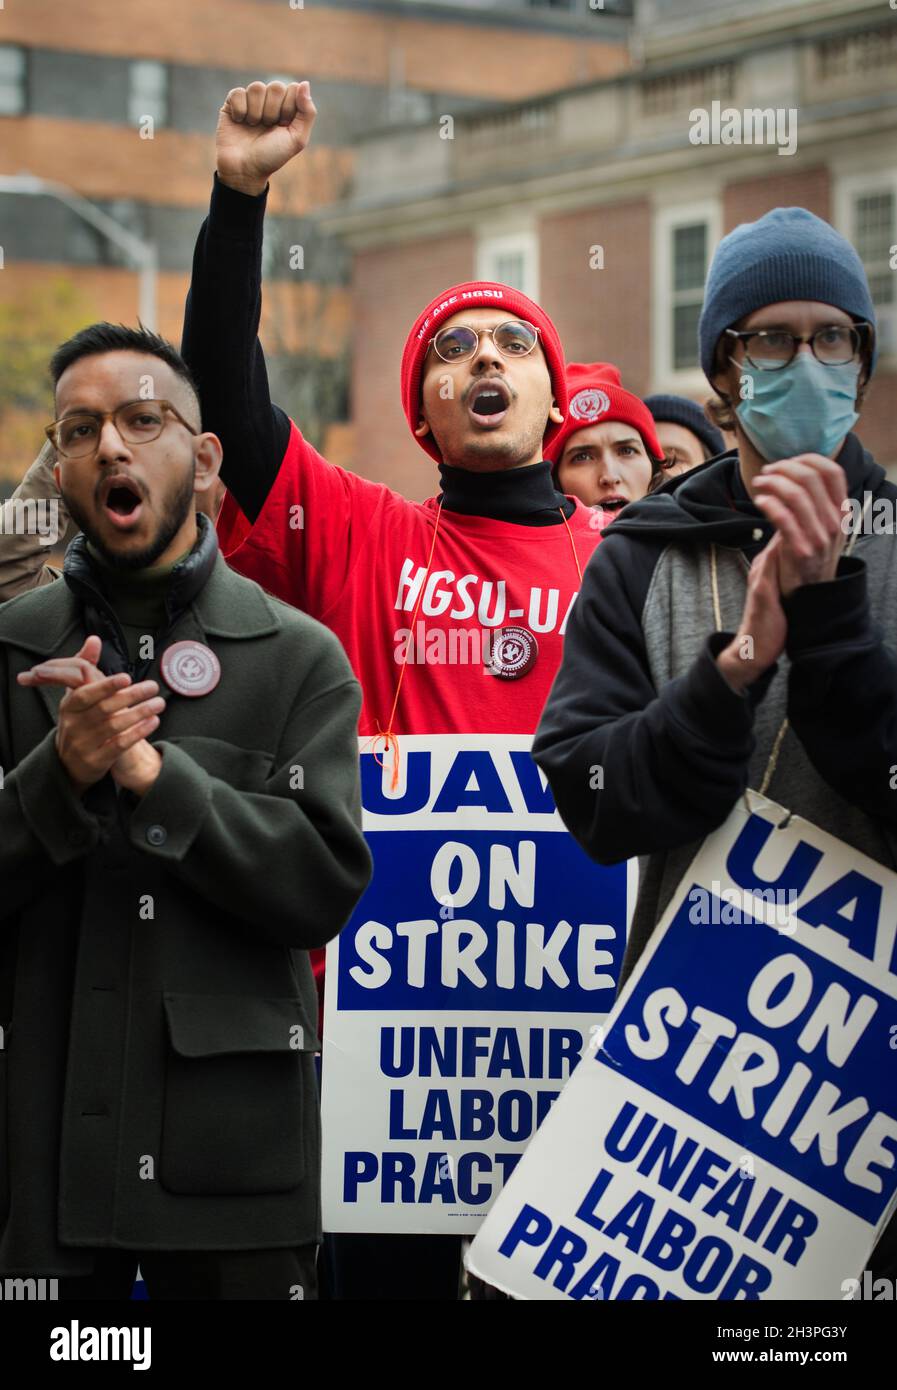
[101,476,144,528]
[600,495,630,514]
[466,379,511,428]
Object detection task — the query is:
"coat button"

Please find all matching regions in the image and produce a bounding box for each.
[67,828,89,848]
[146,824,167,847]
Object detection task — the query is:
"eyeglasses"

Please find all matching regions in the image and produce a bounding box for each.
[724,322,873,371]
[46,399,199,458]
[429,320,541,364]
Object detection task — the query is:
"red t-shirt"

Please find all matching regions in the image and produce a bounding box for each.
[217,420,606,989]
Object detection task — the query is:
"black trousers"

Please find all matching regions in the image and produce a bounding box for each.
[56,1245,318,1300]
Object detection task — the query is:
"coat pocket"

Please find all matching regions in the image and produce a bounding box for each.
[159,992,317,1197]
[158,737,275,791]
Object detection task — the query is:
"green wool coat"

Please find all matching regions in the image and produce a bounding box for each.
[0,552,372,1276]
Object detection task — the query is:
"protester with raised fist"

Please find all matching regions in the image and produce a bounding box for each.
[181,78,609,1300]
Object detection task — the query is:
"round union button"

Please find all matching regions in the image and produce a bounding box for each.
[487,625,539,680]
[160,641,221,698]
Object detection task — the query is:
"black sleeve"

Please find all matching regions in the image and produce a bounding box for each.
[0,713,104,926]
[532,532,777,864]
[783,554,897,822]
[181,173,291,524]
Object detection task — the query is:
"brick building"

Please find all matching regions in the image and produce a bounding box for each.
[0,0,631,493]
[326,0,897,498]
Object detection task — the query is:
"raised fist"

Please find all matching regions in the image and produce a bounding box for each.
[216,80,317,197]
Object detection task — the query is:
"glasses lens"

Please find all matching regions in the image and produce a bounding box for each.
[433,327,479,362]
[57,415,99,456]
[745,331,794,370]
[118,402,165,442]
[494,321,538,356]
[812,326,857,365]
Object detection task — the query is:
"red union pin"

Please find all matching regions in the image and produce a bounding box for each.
[487,625,538,680]
[160,641,221,697]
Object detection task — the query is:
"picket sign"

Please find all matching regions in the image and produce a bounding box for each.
[466,794,897,1300]
[321,734,633,1234]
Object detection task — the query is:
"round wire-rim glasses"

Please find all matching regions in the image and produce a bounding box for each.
[429,319,542,364]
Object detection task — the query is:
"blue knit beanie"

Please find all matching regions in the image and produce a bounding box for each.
[698,207,877,382]
[644,394,725,459]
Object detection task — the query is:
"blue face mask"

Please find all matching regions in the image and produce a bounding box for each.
[732,350,860,462]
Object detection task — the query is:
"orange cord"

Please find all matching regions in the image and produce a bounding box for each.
[366,497,446,790]
[560,506,584,583]
[368,501,583,791]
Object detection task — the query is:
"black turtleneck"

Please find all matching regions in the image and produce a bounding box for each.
[181,172,573,530]
[437,460,574,525]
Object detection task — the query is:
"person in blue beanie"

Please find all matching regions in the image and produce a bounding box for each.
[644,393,727,480]
[534,205,897,1284]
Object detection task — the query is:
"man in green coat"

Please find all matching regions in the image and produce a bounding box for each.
[0,323,372,1299]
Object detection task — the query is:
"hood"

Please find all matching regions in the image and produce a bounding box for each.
[603,433,887,547]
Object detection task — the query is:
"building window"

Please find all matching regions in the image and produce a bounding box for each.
[476,231,539,302]
[816,27,897,83]
[128,60,168,129]
[387,86,431,125]
[671,223,706,370]
[641,63,735,120]
[837,174,897,359]
[653,200,721,385]
[0,45,27,117]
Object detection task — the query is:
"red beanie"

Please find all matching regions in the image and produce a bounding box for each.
[400,281,568,462]
[545,362,663,465]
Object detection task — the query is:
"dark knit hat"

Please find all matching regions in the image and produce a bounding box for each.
[698,207,877,382]
[544,362,663,466]
[400,281,568,462]
[644,394,725,459]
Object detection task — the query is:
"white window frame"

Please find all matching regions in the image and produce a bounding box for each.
[476,229,539,303]
[0,45,27,117]
[652,198,722,392]
[128,60,168,130]
[835,169,897,367]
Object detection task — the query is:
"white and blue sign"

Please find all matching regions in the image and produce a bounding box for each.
[468,795,897,1298]
[321,734,632,1233]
